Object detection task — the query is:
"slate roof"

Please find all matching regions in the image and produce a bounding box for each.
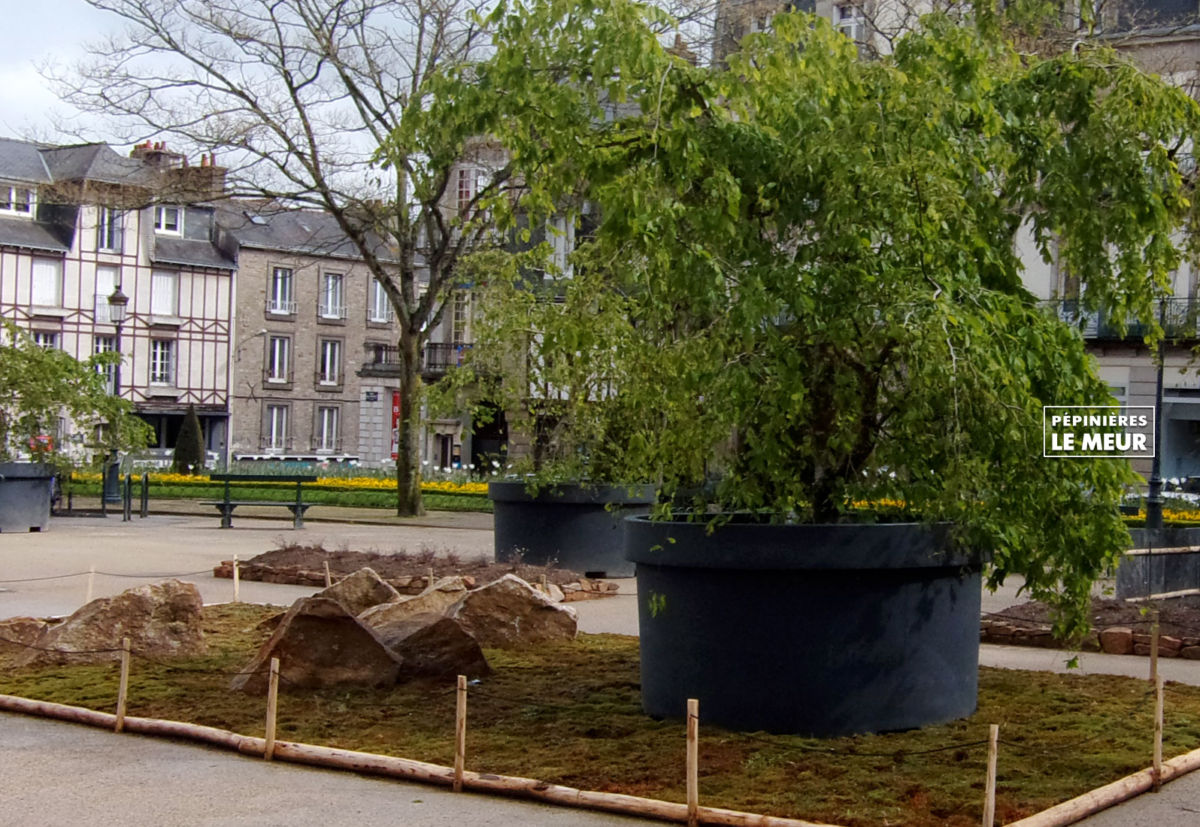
[151,237,235,271]
[38,143,156,187]
[0,138,51,184]
[0,214,69,252]
[217,203,400,264]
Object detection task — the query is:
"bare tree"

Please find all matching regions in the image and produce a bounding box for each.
[51,0,524,515]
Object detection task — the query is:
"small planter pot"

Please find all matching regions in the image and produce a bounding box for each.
[625,516,983,736]
[0,462,55,533]
[489,481,656,577]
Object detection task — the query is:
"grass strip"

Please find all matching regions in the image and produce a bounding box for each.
[3,603,1200,827]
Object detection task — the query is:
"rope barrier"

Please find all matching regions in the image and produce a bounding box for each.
[981,609,1165,629]
[0,569,217,584]
[0,573,93,584]
[0,634,123,655]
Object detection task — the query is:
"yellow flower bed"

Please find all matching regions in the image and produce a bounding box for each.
[71,471,487,495]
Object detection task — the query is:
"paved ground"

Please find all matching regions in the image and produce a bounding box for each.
[0,712,653,827]
[3,508,1200,825]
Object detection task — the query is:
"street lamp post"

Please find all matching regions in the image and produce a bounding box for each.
[102,286,129,506]
[1146,298,1166,536]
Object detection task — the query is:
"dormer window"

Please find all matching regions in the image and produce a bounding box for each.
[154,205,182,234]
[0,185,34,217]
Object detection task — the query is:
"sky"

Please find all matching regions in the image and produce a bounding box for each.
[0,0,121,142]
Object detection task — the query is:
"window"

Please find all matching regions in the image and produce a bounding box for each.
[456,167,486,215]
[31,258,62,307]
[150,271,179,316]
[33,331,59,349]
[97,207,123,252]
[316,406,340,452]
[94,335,116,393]
[267,267,295,315]
[547,216,575,277]
[451,291,471,344]
[265,404,289,451]
[834,4,865,43]
[149,339,174,384]
[319,272,345,319]
[0,185,34,216]
[94,266,121,323]
[368,279,394,323]
[266,335,290,383]
[318,339,341,385]
[154,205,182,234]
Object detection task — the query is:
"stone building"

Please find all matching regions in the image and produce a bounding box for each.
[216,204,400,464]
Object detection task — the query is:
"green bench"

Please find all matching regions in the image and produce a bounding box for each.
[202,474,318,529]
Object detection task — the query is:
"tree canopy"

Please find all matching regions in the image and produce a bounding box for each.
[0,323,151,469]
[437,0,1200,634]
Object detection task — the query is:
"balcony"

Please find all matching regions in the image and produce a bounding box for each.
[423,342,472,376]
[1044,299,1200,343]
[357,342,474,380]
[266,298,297,315]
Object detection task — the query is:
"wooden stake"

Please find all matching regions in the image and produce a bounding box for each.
[265,657,280,760]
[454,675,467,792]
[428,566,435,589]
[323,561,332,588]
[983,724,998,827]
[540,574,548,594]
[1154,672,1164,791]
[115,637,130,733]
[1151,609,1160,685]
[232,554,240,603]
[687,698,699,827]
[85,565,95,604]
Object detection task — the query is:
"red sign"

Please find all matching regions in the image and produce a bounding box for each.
[390,391,401,459]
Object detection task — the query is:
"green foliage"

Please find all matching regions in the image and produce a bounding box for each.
[0,322,151,472]
[425,1,1200,633]
[171,404,205,475]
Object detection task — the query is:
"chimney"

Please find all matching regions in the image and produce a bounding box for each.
[130,140,185,170]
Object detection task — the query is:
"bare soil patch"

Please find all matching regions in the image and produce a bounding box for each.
[220,543,585,590]
[997,597,1200,639]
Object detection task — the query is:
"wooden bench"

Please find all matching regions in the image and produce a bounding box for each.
[202,474,318,529]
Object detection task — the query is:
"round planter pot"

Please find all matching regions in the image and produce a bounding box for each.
[0,462,55,533]
[625,516,983,736]
[489,481,656,577]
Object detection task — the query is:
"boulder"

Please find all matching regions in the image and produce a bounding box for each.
[1099,627,1134,655]
[372,612,491,682]
[0,617,52,657]
[446,574,577,648]
[231,596,402,693]
[359,576,472,627]
[16,580,205,667]
[317,567,401,615]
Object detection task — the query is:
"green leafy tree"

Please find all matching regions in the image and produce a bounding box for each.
[172,404,206,475]
[0,322,152,472]
[426,0,1200,634]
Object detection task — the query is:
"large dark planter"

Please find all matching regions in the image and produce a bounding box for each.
[0,462,55,533]
[489,481,656,577]
[625,517,983,736]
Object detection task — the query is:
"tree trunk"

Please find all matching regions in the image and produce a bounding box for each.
[394,332,425,517]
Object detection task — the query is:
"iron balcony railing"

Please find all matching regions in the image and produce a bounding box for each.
[361,342,474,377]
[1044,299,1200,342]
[423,342,472,374]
